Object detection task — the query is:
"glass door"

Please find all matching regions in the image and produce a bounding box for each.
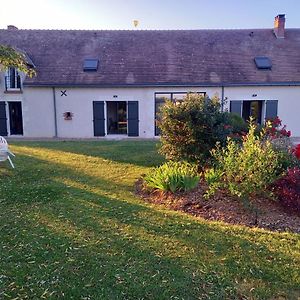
[107,101,127,134]
[8,102,23,135]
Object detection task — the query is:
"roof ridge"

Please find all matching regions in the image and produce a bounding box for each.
[0,28,277,32]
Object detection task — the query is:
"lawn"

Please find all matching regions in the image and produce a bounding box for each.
[0,141,299,299]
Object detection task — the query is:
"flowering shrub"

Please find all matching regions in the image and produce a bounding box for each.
[294,144,300,160]
[271,167,300,214]
[271,138,300,174]
[265,117,291,139]
[263,118,300,174]
[275,149,300,174]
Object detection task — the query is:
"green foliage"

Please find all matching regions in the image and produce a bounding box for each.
[144,161,199,193]
[0,45,36,76]
[227,113,248,134]
[203,168,224,198]
[275,149,300,173]
[270,137,300,174]
[158,94,231,164]
[206,121,280,199]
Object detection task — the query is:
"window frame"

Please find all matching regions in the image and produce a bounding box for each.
[254,57,272,70]
[154,91,206,136]
[230,100,265,125]
[83,59,99,71]
[5,67,21,91]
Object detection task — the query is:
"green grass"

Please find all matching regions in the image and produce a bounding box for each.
[0,141,299,300]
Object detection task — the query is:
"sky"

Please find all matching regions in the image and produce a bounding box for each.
[1,0,300,30]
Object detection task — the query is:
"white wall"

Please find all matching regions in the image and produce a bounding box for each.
[22,88,56,137]
[49,86,221,138]
[1,74,299,138]
[0,70,56,137]
[224,86,300,136]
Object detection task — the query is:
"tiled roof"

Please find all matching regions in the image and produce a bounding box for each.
[0,28,300,86]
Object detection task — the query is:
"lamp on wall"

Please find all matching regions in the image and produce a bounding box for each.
[63,112,73,120]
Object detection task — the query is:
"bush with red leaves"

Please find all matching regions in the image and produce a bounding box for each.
[271,167,300,214]
[294,144,300,160]
[265,117,291,139]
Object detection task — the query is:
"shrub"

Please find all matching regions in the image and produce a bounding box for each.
[265,128,300,175]
[270,136,300,174]
[271,167,300,214]
[144,161,199,193]
[226,113,248,139]
[206,121,280,199]
[203,168,224,198]
[275,149,300,174]
[294,144,300,160]
[265,116,291,139]
[157,94,232,164]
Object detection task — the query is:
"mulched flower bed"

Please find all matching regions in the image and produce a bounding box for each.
[136,179,300,234]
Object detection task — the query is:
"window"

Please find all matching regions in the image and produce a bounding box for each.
[83,59,99,71]
[242,101,263,124]
[107,101,127,135]
[8,102,23,135]
[154,91,205,136]
[230,100,264,124]
[254,57,272,70]
[5,67,21,90]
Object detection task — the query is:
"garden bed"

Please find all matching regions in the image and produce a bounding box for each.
[136,179,300,233]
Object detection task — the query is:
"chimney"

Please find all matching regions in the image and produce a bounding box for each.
[7,25,18,30]
[274,14,285,38]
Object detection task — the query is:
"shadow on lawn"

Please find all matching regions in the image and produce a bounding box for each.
[0,148,297,299]
[1,149,299,299]
[0,154,134,205]
[9,140,164,168]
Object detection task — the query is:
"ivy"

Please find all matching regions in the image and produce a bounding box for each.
[0,45,36,77]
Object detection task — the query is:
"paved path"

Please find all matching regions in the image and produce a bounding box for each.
[291,137,300,144]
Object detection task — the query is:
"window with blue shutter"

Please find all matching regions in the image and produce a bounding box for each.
[127,101,139,137]
[230,101,242,116]
[0,102,8,136]
[93,101,105,136]
[265,100,278,120]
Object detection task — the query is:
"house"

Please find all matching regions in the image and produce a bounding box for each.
[0,14,300,138]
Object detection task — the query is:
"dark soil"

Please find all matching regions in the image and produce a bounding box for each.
[136,179,300,234]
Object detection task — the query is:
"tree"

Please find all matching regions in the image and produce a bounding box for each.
[0,45,36,77]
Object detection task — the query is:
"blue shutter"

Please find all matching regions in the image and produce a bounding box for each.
[93,101,105,136]
[0,102,7,136]
[230,101,242,116]
[265,100,278,119]
[127,101,139,137]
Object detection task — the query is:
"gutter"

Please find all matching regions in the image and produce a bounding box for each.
[24,81,300,88]
[221,86,225,112]
[52,87,58,137]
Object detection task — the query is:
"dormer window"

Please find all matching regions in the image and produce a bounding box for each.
[254,57,272,70]
[83,59,99,71]
[5,67,21,91]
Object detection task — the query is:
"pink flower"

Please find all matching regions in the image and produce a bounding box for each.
[295,144,300,160]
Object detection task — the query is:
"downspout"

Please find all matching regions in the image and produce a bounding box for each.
[52,87,58,137]
[221,86,225,112]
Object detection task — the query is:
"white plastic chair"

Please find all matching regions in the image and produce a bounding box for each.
[0,136,15,168]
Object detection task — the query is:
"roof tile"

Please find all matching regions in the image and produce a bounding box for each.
[0,28,300,86]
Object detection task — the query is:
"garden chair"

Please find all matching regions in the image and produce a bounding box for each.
[0,136,15,168]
